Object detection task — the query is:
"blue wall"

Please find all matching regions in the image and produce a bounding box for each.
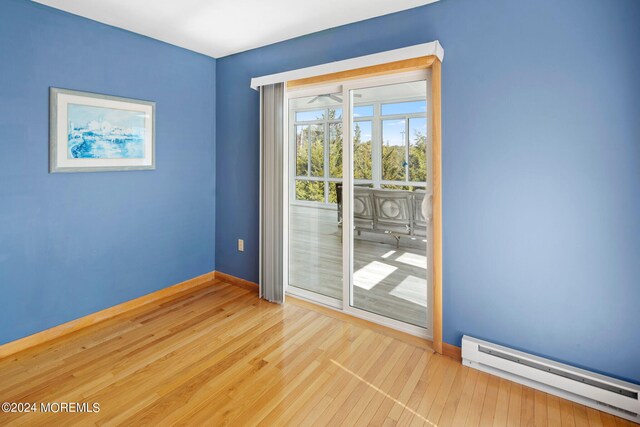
[216,0,640,383]
[0,0,216,344]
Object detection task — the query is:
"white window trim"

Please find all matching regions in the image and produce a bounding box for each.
[289,72,430,206]
[251,41,444,90]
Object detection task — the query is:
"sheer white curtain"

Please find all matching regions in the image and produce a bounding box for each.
[259,83,285,303]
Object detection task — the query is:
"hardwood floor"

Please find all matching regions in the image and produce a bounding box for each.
[0,279,635,426]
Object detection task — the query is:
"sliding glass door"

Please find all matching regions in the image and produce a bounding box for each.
[345,79,432,332]
[287,92,344,305]
[287,71,432,337]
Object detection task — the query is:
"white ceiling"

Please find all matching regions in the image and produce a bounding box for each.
[33,0,439,58]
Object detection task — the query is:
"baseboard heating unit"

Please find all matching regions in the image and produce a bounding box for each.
[461,336,640,424]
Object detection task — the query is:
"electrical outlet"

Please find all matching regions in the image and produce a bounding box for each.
[238,239,244,252]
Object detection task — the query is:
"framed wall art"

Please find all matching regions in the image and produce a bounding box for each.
[50,88,155,173]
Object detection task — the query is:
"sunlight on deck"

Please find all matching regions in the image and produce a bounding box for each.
[354,261,398,290]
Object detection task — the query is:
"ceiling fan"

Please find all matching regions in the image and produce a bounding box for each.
[307,93,362,104]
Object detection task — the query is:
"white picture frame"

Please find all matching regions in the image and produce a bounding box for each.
[50,87,155,173]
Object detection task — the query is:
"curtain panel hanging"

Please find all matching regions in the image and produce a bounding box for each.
[259,83,285,303]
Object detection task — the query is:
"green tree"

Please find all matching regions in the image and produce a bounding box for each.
[353,122,372,180]
[409,129,427,182]
[309,124,324,177]
[296,179,324,202]
[295,122,325,201]
[295,126,308,176]
[382,141,405,182]
[329,122,342,178]
[296,123,326,202]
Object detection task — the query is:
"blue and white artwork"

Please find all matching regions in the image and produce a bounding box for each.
[67,104,146,159]
[51,88,155,173]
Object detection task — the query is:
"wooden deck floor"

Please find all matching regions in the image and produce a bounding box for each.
[0,280,634,426]
[290,204,429,328]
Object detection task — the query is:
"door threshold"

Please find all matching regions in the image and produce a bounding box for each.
[286,291,433,349]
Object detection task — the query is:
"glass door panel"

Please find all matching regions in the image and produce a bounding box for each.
[288,93,343,301]
[349,80,430,328]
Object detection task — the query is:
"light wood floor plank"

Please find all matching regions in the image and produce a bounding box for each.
[492,378,512,427]
[585,407,604,427]
[425,357,461,426]
[351,344,416,427]
[507,382,524,427]
[548,394,563,427]
[521,385,536,427]
[177,313,339,425]
[560,398,577,427]
[478,375,500,427]
[534,389,549,427]
[465,371,490,426]
[0,281,633,426]
[599,412,618,427]
[573,403,591,427]
[437,364,470,427]
[450,367,479,426]
[367,347,426,425]
[284,329,386,426]
[386,351,433,423]
[399,354,444,426]
[330,341,405,426]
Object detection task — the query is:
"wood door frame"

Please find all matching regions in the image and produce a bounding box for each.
[287,55,444,354]
[430,58,443,354]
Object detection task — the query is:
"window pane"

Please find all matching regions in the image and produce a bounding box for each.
[309,124,324,177]
[296,110,325,121]
[289,94,343,301]
[353,121,372,180]
[350,82,429,327]
[328,182,340,204]
[295,180,324,202]
[353,105,373,118]
[381,100,427,116]
[408,117,427,182]
[382,119,406,181]
[295,125,308,176]
[329,123,342,178]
